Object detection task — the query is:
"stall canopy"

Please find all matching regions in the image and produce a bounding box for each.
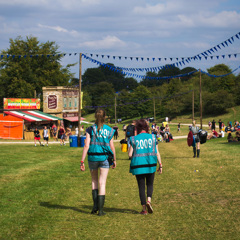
[64,116,85,122]
[4,110,62,122]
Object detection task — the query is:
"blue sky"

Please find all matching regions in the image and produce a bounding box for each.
[0,0,240,79]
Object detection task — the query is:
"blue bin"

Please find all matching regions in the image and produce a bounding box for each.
[69,135,78,147]
[80,136,86,147]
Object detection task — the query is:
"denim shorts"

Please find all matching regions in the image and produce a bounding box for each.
[88,159,110,170]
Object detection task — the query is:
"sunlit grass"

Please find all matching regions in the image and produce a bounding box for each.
[0,137,239,239]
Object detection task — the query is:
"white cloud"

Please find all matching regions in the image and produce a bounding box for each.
[79,36,127,50]
[133,3,166,15]
[198,11,240,27]
[38,24,78,36]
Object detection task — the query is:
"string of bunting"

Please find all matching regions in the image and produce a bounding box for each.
[82,53,240,79]
[82,53,240,74]
[84,31,240,67]
[84,90,193,109]
[200,66,240,77]
[82,53,199,79]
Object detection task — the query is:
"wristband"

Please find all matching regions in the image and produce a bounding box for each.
[81,161,84,164]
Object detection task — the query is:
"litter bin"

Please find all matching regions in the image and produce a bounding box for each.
[69,135,78,147]
[80,135,86,147]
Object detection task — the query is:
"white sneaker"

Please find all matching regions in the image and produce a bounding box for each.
[47,144,48,147]
[35,144,36,147]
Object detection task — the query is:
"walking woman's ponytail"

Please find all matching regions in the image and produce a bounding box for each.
[95,109,106,132]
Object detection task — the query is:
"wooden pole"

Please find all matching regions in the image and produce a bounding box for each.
[115,94,117,124]
[78,53,82,138]
[192,90,194,122]
[199,69,202,129]
[34,90,36,98]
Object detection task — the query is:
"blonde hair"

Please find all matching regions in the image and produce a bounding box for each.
[192,120,196,127]
[95,109,106,132]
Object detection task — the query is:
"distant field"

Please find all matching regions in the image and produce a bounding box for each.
[0,137,239,239]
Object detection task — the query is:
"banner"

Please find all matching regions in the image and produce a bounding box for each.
[3,98,41,110]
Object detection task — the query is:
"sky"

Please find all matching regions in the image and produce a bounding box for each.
[0,0,240,79]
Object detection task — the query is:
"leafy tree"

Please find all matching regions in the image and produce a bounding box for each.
[131,85,152,118]
[203,90,234,115]
[82,68,106,87]
[158,65,181,78]
[0,36,74,107]
[180,67,197,82]
[206,64,235,93]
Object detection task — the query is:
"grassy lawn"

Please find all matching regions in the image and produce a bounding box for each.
[0,137,239,240]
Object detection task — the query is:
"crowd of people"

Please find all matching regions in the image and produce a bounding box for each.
[207,119,240,142]
[33,124,86,146]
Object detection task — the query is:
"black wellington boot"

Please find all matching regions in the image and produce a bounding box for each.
[91,189,98,214]
[197,149,200,158]
[98,195,106,216]
[193,147,196,158]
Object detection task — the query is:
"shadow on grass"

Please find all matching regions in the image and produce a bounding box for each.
[39,201,88,214]
[218,142,240,145]
[39,202,139,214]
[82,205,139,214]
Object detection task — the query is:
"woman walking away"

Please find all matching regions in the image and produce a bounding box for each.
[191,120,200,158]
[128,119,162,215]
[80,109,116,216]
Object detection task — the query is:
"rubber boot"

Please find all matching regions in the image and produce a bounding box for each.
[98,195,106,216]
[197,149,200,158]
[193,147,196,158]
[91,189,98,214]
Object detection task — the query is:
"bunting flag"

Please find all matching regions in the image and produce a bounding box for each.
[200,66,240,77]
[83,32,240,63]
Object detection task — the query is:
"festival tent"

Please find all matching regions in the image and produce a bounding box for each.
[3,110,62,122]
[63,116,87,123]
[0,114,24,140]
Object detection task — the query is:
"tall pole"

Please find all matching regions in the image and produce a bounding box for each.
[153,97,156,121]
[192,90,194,122]
[199,69,202,129]
[78,53,82,138]
[114,94,117,124]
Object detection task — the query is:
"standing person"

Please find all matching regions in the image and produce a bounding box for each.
[43,126,49,146]
[34,127,41,146]
[128,119,162,215]
[125,121,136,148]
[218,119,223,132]
[113,124,119,140]
[59,126,66,146]
[191,120,200,158]
[212,119,216,130]
[80,109,116,216]
[52,124,58,141]
[177,123,181,133]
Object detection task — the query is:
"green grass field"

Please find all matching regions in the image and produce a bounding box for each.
[0,136,239,240]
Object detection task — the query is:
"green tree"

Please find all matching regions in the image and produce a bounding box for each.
[0,36,74,107]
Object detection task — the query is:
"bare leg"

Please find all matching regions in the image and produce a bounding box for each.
[98,168,109,195]
[90,169,98,190]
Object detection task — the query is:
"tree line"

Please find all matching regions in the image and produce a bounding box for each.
[1,36,239,121]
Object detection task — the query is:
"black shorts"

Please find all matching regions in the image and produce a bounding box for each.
[44,137,49,141]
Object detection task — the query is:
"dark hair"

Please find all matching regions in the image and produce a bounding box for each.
[135,119,149,134]
[95,109,106,132]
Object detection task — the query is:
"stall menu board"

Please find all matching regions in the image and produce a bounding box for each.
[4,98,40,110]
[48,95,57,109]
